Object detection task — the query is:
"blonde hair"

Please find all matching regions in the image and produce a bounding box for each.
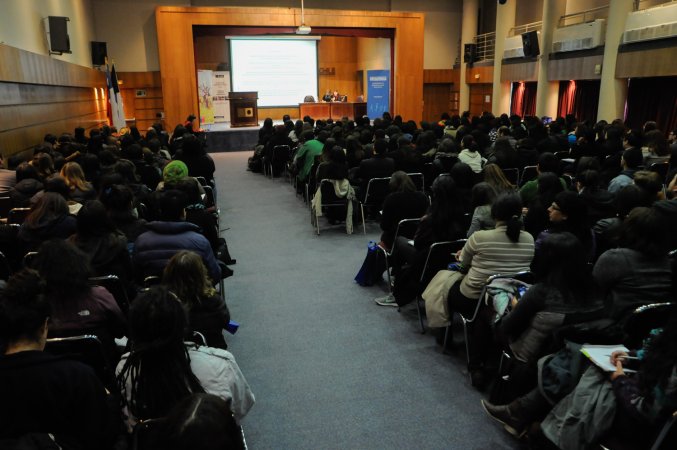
[60,161,90,192]
[162,251,216,308]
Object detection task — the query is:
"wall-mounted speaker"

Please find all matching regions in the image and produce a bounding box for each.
[47,16,71,54]
[464,43,476,64]
[91,41,107,66]
[521,31,540,58]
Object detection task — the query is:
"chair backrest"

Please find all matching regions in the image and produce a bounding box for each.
[520,166,538,186]
[23,251,39,269]
[501,168,520,186]
[319,179,347,205]
[202,185,216,209]
[554,151,570,160]
[89,274,130,315]
[0,196,11,219]
[407,173,425,191]
[44,334,113,388]
[394,218,421,241]
[422,163,437,190]
[649,162,670,182]
[272,145,291,162]
[0,250,11,281]
[363,177,390,206]
[8,207,31,225]
[419,239,468,284]
[131,417,166,450]
[623,302,676,347]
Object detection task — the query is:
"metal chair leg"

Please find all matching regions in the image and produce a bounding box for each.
[416,296,426,334]
[442,324,451,355]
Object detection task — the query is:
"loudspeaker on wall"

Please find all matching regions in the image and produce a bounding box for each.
[91,41,107,66]
[521,31,540,58]
[464,43,476,64]
[48,16,71,54]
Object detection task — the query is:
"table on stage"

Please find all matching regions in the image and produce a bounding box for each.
[298,102,367,120]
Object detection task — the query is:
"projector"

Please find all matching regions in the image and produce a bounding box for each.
[296,25,312,35]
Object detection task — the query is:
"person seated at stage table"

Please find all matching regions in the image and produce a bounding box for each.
[322,89,333,102]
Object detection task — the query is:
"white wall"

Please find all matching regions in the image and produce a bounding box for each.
[0,0,97,67]
[91,0,188,72]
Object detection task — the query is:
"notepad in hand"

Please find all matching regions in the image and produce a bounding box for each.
[580,344,637,373]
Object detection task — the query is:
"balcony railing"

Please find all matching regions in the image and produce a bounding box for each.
[558,5,609,27]
[509,21,543,37]
[473,31,496,62]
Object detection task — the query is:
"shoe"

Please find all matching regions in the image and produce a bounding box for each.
[481,400,526,438]
[374,293,398,307]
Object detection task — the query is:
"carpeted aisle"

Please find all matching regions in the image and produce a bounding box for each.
[212,151,520,450]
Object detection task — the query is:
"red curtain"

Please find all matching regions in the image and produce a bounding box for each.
[511,82,537,118]
[557,80,600,122]
[625,76,677,134]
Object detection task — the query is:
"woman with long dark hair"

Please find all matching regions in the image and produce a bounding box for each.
[18,192,77,251]
[376,175,467,307]
[116,286,254,429]
[163,251,231,349]
[523,172,565,238]
[379,171,429,250]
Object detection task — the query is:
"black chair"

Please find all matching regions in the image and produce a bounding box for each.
[130,417,166,450]
[651,411,677,450]
[89,274,130,316]
[454,271,534,377]
[310,179,352,235]
[44,334,115,391]
[422,163,437,192]
[502,168,520,186]
[554,150,570,160]
[22,251,39,269]
[623,302,675,348]
[0,250,12,281]
[649,162,670,183]
[358,177,390,227]
[519,166,538,187]
[406,172,425,192]
[270,145,291,178]
[0,196,11,219]
[413,239,467,333]
[143,275,162,287]
[7,207,31,225]
[376,218,421,293]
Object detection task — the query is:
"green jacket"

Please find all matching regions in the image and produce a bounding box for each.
[295,139,324,181]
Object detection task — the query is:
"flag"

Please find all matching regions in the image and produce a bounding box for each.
[106,61,125,130]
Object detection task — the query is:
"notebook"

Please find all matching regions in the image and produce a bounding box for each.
[580,344,637,373]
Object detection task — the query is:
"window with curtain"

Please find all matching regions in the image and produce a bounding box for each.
[626,76,677,134]
[557,80,600,123]
[510,82,537,118]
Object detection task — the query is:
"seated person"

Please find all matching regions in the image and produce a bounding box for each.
[322,90,333,102]
[354,138,395,201]
[17,192,77,252]
[608,147,642,194]
[133,190,222,282]
[0,269,114,449]
[163,251,231,350]
[116,286,255,430]
[447,193,535,383]
[9,162,43,208]
[146,394,246,450]
[379,171,428,250]
[519,153,567,206]
[594,207,672,322]
[33,240,126,354]
[467,182,497,237]
[174,134,216,182]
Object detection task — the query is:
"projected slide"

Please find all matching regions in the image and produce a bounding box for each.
[230,38,318,107]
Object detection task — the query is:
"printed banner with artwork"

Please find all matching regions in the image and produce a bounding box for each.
[367,70,390,119]
[212,71,230,123]
[197,70,214,125]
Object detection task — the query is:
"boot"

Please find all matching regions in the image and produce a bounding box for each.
[481,399,528,437]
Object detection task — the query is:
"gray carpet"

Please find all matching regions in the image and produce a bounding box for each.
[212,151,521,450]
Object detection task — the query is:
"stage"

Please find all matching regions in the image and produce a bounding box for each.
[202,122,261,153]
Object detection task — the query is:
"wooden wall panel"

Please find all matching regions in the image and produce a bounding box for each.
[469,84,493,117]
[155,6,424,128]
[501,61,539,82]
[318,37,360,101]
[423,84,451,123]
[0,43,108,156]
[423,69,454,84]
[116,71,165,131]
[259,107,299,120]
[616,46,677,78]
[548,54,603,81]
[466,66,494,85]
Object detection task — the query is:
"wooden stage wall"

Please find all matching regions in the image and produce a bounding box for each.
[155,6,424,129]
[0,44,108,157]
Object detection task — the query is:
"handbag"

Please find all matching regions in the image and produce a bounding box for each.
[354,241,385,286]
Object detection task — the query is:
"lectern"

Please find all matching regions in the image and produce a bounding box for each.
[229,91,259,128]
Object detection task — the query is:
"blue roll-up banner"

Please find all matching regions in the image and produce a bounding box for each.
[367,70,390,118]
